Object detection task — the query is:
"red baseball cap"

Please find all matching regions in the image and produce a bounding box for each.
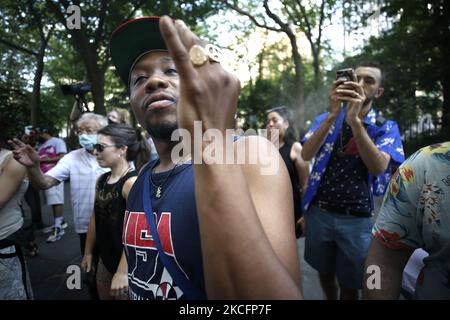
[109,17,167,87]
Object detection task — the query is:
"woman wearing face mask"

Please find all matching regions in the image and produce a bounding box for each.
[81,124,150,299]
[266,107,310,238]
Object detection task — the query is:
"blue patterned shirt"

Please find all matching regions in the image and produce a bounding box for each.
[301,107,405,213]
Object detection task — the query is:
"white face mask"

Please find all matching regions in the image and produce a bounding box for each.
[78,134,97,151]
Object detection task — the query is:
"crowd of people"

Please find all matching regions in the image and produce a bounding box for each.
[0,16,448,300]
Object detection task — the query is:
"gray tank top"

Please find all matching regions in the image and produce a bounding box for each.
[0,150,28,240]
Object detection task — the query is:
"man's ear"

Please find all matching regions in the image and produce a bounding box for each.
[375,87,384,99]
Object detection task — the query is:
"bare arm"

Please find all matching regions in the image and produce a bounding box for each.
[84,212,96,256]
[121,176,137,200]
[195,137,302,299]
[70,100,82,127]
[0,155,26,209]
[110,176,136,298]
[363,239,414,299]
[291,142,309,195]
[350,122,391,176]
[27,167,59,190]
[8,138,59,190]
[301,115,336,161]
[80,212,96,273]
[301,79,345,161]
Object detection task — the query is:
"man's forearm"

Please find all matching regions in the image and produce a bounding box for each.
[350,121,390,176]
[27,166,58,190]
[70,101,82,125]
[301,115,336,161]
[363,239,413,299]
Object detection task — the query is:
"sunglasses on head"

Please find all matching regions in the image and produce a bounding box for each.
[93,143,121,153]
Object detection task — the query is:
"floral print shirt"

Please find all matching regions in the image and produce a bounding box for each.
[301,107,405,212]
[374,142,450,299]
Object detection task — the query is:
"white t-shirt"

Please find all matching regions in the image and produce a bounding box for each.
[39,137,67,153]
[38,137,67,173]
[46,148,109,233]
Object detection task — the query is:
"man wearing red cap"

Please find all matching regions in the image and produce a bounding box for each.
[110,16,302,300]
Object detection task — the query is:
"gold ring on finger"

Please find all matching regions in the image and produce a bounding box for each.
[189,44,223,66]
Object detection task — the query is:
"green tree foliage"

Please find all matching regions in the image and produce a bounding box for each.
[341,0,449,136]
[0,0,42,137]
[1,1,219,139]
[220,0,340,132]
[237,39,318,133]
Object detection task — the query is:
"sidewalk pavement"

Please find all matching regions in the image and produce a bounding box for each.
[23,182,90,300]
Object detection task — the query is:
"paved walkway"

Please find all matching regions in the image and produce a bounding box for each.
[24,182,90,299]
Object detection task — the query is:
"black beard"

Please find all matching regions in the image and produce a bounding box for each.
[146,121,178,142]
[363,96,374,107]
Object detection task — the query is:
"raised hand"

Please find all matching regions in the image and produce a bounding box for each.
[8,138,41,168]
[329,79,346,120]
[337,81,365,127]
[158,16,241,137]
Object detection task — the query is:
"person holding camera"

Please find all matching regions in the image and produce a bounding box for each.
[300,62,405,299]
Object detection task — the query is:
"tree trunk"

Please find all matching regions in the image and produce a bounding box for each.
[288,33,305,123]
[312,46,321,89]
[30,41,45,127]
[69,32,106,115]
[45,0,106,115]
[85,55,105,115]
[29,23,53,127]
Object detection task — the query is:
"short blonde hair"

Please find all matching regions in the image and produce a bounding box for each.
[108,108,131,125]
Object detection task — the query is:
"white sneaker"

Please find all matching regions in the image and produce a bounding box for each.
[43,220,68,234]
[46,227,65,243]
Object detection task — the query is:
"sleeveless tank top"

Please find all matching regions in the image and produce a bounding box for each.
[95,169,137,273]
[0,150,28,240]
[124,161,205,300]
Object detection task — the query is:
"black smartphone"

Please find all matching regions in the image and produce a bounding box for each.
[336,68,354,81]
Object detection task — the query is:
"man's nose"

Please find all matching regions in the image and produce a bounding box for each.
[144,74,169,91]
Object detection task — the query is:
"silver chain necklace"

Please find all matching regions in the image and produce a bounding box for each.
[150,157,190,199]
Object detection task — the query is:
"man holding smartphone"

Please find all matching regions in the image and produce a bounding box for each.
[300,62,405,299]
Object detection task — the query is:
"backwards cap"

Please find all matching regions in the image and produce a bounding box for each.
[109,17,167,86]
